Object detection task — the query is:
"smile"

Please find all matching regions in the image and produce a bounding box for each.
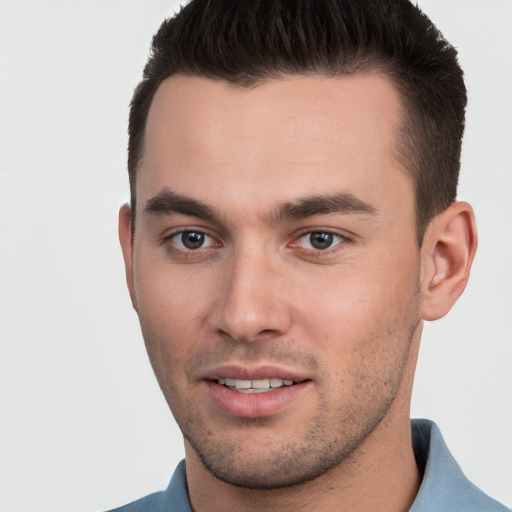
[217,377,295,393]
[207,377,311,417]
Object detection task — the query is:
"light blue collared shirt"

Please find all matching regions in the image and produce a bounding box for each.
[108,419,509,511]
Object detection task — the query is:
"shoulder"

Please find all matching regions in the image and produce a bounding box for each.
[410,419,510,512]
[106,490,167,512]
[105,460,192,512]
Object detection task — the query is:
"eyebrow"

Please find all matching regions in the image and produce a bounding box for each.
[144,189,378,224]
[144,189,217,220]
[270,193,378,222]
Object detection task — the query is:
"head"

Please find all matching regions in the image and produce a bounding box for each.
[119,0,476,493]
[128,0,467,245]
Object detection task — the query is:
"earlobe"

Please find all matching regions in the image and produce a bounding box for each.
[420,202,477,321]
[118,204,138,311]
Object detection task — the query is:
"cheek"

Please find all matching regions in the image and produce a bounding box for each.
[300,271,421,413]
[133,262,211,379]
[295,250,421,355]
[135,255,209,327]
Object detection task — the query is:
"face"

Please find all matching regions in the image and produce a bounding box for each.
[121,74,423,488]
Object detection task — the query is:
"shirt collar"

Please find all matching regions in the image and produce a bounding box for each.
[409,419,507,511]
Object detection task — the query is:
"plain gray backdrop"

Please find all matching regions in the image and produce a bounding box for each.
[0,1,511,511]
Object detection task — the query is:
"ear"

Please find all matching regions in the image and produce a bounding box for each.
[118,204,137,311]
[420,201,477,321]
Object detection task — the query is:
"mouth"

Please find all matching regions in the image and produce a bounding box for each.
[203,365,312,417]
[216,377,296,393]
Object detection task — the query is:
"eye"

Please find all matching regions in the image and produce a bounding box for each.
[297,231,345,250]
[169,230,216,250]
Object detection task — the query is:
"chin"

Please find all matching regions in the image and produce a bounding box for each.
[193,442,338,489]
[183,412,383,490]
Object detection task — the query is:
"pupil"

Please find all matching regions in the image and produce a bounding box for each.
[182,232,204,249]
[310,232,333,249]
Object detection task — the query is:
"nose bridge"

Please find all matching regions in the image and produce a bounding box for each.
[209,243,291,342]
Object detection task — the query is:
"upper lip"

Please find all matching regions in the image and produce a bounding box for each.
[202,364,310,383]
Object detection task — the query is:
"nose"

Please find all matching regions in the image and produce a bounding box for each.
[208,250,292,343]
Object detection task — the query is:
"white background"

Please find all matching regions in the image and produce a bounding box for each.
[0,1,510,511]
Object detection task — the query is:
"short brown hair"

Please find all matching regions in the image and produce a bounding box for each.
[128,0,466,243]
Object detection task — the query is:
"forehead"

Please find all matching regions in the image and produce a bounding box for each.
[139,73,411,219]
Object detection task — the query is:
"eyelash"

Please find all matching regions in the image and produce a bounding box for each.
[161,229,350,258]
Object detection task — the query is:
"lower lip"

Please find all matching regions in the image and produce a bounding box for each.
[205,380,311,418]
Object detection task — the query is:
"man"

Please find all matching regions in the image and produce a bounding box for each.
[113,0,508,510]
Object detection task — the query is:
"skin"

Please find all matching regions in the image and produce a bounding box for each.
[119,74,477,511]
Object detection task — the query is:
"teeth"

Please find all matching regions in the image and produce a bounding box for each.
[235,380,252,389]
[270,378,283,388]
[252,379,270,389]
[217,377,295,391]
